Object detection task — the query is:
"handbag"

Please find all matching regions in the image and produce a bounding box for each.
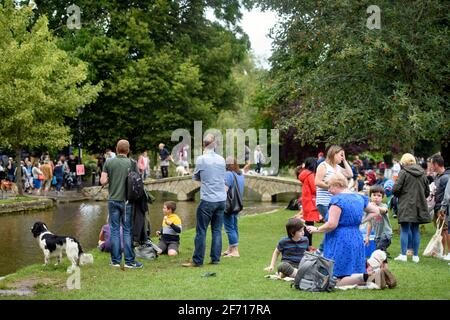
[51,176,57,185]
[225,172,243,215]
[423,218,445,258]
[38,174,44,180]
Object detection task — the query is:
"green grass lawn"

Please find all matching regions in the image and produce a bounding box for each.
[1,209,449,300]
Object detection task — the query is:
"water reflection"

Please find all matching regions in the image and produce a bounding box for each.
[0,190,295,276]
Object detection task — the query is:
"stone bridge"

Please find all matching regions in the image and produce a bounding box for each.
[144,175,301,202]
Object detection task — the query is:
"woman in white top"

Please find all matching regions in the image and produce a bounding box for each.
[314,145,354,221]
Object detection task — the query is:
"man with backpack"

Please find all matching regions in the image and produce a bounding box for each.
[100,139,143,269]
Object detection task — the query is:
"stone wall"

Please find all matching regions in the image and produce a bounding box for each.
[0,199,54,215]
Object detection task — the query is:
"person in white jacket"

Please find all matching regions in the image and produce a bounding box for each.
[254,145,264,174]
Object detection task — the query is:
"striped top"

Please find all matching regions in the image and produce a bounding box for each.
[277,236,309,267]
[316,161,342,206]
[161,213,182,242]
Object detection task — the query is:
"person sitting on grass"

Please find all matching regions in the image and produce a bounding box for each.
[365,185,393,254]
[264,218,309,277]
[155,201,182,256]
[98,216,124,253]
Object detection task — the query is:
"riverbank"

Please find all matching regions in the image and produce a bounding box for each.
[0,196,54,214]
[0,209,448,299]
[0,191,92,215]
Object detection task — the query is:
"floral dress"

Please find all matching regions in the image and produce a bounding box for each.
[324,193,368,277]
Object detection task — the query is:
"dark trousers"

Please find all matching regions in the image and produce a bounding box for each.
[161,166,169,178]
[304,221,315,246]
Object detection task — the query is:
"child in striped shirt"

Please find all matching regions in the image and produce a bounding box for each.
[156,201,182,256]
[264,218,309,277]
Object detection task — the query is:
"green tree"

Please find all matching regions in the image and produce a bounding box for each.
[255,0,449,153]
[33,0,253,153]
[0,1,101,194]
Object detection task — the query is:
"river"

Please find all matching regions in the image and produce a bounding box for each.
[0,190,294,276]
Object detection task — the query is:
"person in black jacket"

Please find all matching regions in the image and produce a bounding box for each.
[159,143,171,178]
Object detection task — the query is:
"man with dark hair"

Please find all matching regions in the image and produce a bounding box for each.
[101,139,143,269]
[430,153,450,259]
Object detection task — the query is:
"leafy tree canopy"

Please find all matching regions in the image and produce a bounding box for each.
[255,0,449,152]
[0,0,101,193]
[32,0,254,153]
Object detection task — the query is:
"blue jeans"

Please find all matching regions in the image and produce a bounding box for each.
[223,213,239,247]
[400,223,420,256]
[55,176,64,192]
[109,200,135,265]
[193,200,225,265]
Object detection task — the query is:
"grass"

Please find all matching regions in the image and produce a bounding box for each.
[0,196,38,205]
[1,209,449,300]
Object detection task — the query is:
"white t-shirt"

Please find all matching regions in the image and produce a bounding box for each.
[392,163,401,176]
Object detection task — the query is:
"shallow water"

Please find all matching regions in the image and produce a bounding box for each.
[0,190,294,276]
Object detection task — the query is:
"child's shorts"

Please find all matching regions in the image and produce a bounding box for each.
[157,239,179,253]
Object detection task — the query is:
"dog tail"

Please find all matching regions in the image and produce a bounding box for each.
[74,239,83,265]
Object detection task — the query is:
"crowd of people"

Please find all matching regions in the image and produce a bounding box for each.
[87,138,450,290]
[5,137,448,291]
[0,153,81,196]
[286,147,450,288]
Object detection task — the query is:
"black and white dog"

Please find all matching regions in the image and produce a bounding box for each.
[31,221,93,273]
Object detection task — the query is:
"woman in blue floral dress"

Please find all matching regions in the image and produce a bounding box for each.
[307,173,380,286]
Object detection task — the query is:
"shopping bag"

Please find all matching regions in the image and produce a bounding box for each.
[423,219,445,258]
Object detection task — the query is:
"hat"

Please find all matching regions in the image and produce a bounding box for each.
[367,250,387,271]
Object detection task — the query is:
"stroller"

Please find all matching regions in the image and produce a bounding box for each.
[64,172,77,190]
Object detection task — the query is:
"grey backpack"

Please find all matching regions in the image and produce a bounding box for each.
[134,243,157,260]
[293,252,337,292]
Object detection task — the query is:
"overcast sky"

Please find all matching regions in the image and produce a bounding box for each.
[206,8,279,69]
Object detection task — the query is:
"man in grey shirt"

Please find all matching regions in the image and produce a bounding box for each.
[183,134,226,267]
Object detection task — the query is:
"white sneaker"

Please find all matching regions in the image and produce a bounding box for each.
[412,256,420,263]
[394,254,407,262]
[443,253,450,261]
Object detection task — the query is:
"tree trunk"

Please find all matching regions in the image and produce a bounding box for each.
[15,147,23,196]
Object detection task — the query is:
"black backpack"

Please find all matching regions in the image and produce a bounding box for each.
[292,252,337,292]
[126,159,145,202]
[287,197,300,210]
[225,173,243,215]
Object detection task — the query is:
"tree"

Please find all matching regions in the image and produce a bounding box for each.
[255,0,449,153]
[0,1,101,195]
[33,0,254,153]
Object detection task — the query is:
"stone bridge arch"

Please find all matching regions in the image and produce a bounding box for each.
[144,176,200,201]
[144,175,301,202]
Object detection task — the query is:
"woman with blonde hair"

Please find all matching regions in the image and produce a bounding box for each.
[392,153,430,263]
[307,173,380,286]
[315,145,353,222]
